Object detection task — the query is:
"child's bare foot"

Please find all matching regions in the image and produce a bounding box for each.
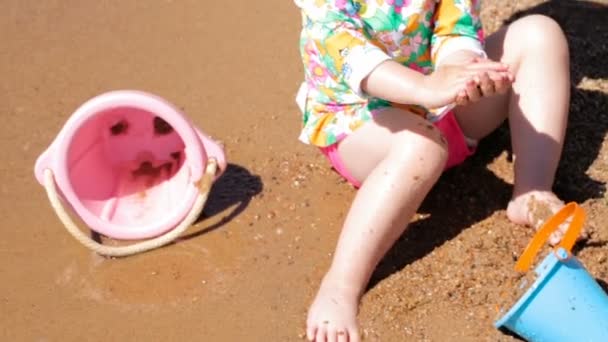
[506,190,569,245]
[306,273,361,342]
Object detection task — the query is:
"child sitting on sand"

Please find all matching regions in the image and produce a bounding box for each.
[294,0,571,341]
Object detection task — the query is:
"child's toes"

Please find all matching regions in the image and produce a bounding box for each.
[324,324,354,342]
[549,230,563,245]
[315,324,328,342]
[348,327,361,342]
[547,217,571,245]
[327,327,338,342]
[326,324,346,342]
[336,329,348,342]
[306,323,316,341]
[331,326,352,342]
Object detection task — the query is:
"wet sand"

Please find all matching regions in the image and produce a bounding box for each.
[2,0,607,341]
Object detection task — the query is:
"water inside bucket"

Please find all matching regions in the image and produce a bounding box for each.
[66,106,189,228]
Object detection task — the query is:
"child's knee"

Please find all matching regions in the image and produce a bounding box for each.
[389,124,448,173]
[511,15,568,52]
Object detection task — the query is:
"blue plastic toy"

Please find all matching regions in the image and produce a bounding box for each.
[495,203,608,341]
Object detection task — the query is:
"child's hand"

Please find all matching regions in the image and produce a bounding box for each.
[420,60,510,108]
[455,57,514,106]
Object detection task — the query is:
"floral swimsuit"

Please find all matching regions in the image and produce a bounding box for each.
[294,0,485,147]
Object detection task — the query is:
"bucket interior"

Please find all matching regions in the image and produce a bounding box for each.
[66,106,189,229]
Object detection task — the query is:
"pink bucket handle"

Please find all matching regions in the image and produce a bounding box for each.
[41,159,218,257]
[197,129,227,179]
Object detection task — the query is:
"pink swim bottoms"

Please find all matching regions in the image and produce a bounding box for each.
[319,110,475,188]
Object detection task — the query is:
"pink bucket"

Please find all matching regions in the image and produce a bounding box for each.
[34,90,226,256]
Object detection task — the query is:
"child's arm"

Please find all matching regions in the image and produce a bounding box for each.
[296,1,506,108]
[430,0,513,102]
[362,58,506,109]
[296,1,392,98]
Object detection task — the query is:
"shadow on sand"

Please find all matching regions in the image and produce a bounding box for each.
[369,0,608,289]
[180,163,263,240]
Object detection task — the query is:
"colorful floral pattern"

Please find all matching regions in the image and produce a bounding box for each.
[295,0,484,146]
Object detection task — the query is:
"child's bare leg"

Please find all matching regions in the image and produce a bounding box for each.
[453,15,570,242]
[306,108,447,342]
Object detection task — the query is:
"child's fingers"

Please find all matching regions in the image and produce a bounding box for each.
[487,71,512,94]
[464,78,482,102]
[466,60,509,72]
[495,76,510,94]
[455,89,469,106]
[486,70,511,81]
[478,72,495,97]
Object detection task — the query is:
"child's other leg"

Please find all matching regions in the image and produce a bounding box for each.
[306,108,447,342]
[453,15,570,243]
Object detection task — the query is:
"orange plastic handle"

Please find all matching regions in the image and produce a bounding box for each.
[514,202,586,272]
